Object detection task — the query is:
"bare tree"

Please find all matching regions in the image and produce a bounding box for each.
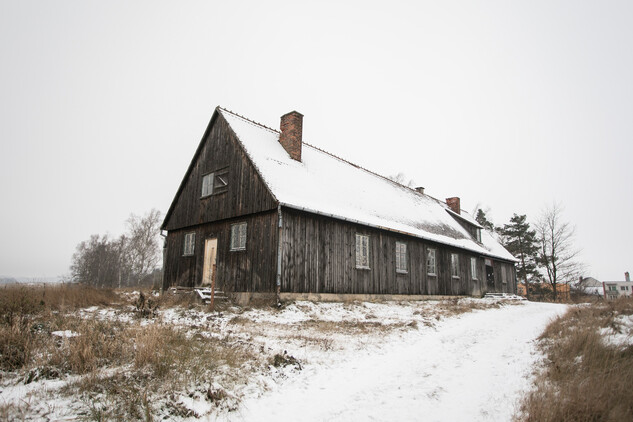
[70,209,162,287]
[125,209,162,284]
[535,203,583,301]
[71,234,121,287]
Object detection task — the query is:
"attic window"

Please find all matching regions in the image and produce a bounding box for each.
[476,228,482,242]
[201,168,229,198]
[355,234,370,269]
[230,222,247,251]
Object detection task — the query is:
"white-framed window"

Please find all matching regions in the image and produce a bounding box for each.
[395,241,407,273]
[608,284,617,292]
[230,222,247,251]
[201,168,229,198]
[427,248,436,275]
[451,253,459,278]
[501,266,507,284]
[621,286,627,291]
[471,257,478,280]
[183,232,195,256]
[355,234,370,269]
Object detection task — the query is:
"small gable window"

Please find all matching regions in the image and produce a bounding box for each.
[201,173,214,197]
[396,241,407,273]
[451,253,460,278]
[355,234,370,269]
[230,222,247,251]
[183,232,195,256]
[427,248,436,276]
[201,168,229,198]
[471,257,478,280]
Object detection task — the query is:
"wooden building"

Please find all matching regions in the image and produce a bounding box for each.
[161,107,518,299]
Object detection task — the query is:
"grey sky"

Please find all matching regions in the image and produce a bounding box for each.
[1,0,631,281]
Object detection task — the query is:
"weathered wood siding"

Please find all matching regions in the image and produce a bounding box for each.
[163,210,278,292]
[163,114,277,231]
[280,208,516,296]
[489,260,517,294]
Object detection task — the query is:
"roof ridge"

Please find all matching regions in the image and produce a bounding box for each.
[217,106,280,135]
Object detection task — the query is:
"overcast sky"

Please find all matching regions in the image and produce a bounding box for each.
[1,0,631,281]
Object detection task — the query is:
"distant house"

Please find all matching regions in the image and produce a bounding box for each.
[603,272,633,300]
[161,107,517,301]
[576,277,603,296]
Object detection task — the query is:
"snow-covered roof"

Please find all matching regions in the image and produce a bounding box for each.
[219,108,517,262]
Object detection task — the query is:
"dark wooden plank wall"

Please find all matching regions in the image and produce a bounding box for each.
[164,114,277,231]
[490,260,517,294]
[280,208,516,296]
[163,210,278,292]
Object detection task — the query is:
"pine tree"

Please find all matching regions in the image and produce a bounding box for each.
[497,214,540,300]
[475,209,495,232]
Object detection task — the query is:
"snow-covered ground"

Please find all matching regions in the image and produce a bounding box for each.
[0,299,566,421]
[212,301,566,421]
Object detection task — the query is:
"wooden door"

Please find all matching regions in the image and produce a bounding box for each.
[202,238,217,286]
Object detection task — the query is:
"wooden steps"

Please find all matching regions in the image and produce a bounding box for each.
[167,286,228,304]
[194,287,228,303]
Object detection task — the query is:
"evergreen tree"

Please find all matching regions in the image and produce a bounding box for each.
[475,209,495,232]
[497,214,540,299]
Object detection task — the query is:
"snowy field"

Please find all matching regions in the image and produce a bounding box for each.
[0,298,566,421]
[214,301,566,422]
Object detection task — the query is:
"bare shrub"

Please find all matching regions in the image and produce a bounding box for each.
[519,298,633,422]
[272,351,302,370]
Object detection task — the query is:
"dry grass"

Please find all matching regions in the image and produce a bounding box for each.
[434,298,506,318]
[0,283,119,314]
[518,298,633,422]
[0,284,128,372]
[60,324,258,420]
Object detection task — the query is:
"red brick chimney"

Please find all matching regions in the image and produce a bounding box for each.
[626,272,631,282]
[446,197,461,214]
[279,111,303,162]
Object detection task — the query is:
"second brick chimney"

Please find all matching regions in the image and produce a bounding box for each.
[446,197,461,215]
[279,111,303,162]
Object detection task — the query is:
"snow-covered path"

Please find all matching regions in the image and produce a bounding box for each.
[225,302,566,422]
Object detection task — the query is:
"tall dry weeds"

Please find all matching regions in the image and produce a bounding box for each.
[519,298,633,422]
